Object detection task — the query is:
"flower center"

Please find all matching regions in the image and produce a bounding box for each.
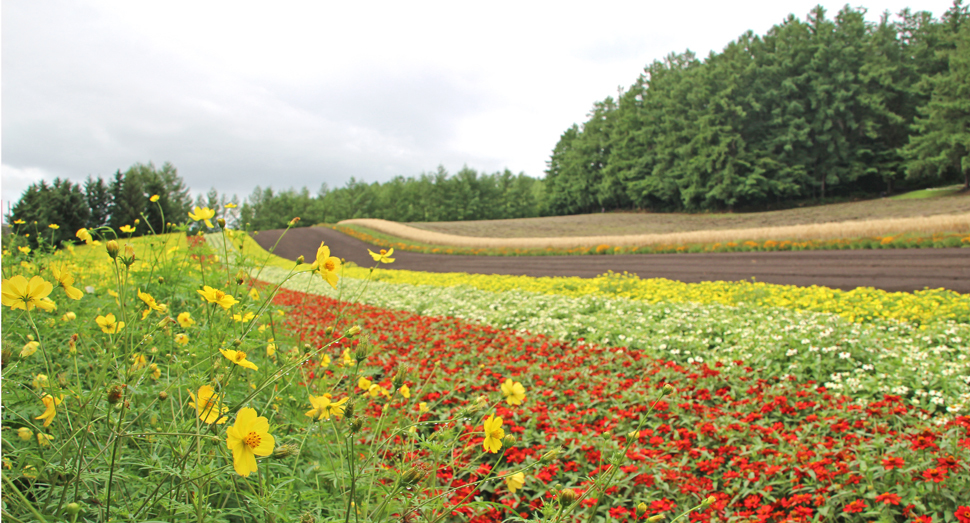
[234,351,247,362]
[244,431,261,448]
[324,260,336,271]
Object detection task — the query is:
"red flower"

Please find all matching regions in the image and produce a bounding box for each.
[875,493,901,505]
[882,455,905,470]
[650,498,676,512]
[843,500,867,513]
[913,516,933,523]
[921,467,947,483]
[955,506,970,523]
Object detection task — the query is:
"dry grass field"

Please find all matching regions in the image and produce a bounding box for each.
[406,192,970,238]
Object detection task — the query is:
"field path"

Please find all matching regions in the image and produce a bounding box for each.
[252,226,970,293]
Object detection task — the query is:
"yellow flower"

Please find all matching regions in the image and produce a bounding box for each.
[50,265,84,301]
[220,349,258,371]
[171,332,188,345]
[138,290,164,313]
[188,385,229,424]
[76,228,93,243]
[131,353,147,371]
[48,223,59,230]
[506,472,525,493]
[233,311,255,323]
[305,393,349,420]
[177,312,195,328]
[266,342,276,357]
[225,202,237,209]
[342,348,356,366]
[418,402,429,413]
[14,219,25,224]
[320,354,330,367]
[368,248,396,264]
[32,374,49,389]
[17,427,33,441]
[188,206,216,228]
[226,407,275,477]
[37,433,54,447]
[483,414,504,453]
[20,341,40,357]
[119,225,136,234]
[95,313,125,333]
[248,287,260,301]
[35,394,63,427]
[149,363,161,380]
[2,275,56,311]
[358,377,372,391]
[18,246,31,255]
[150,194,160,202]
[399,385,411,398]
[61,311,76,321]
[198,286,239,310]
[311,242,341,289]
[501,379,526,406]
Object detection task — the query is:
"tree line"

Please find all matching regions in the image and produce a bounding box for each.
[238,166,543,230]
[544,3,970,214]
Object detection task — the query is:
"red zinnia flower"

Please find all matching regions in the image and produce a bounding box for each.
[955,506,970,523]
[875,493,901,505]
[921,467,947,483]
[843,500,867,513]
[882,455,905,470]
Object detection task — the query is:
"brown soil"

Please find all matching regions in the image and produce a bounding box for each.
[253,227,970,294]
[406,193,970,238]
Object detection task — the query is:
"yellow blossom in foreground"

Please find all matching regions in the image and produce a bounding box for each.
[483,414,504,453]
[50,265,84,300]
[119,225,136,234]
[21,341,40,357]
[226,407,275,477]
[220,349,258,371]
[506,472,526,493]
[177,312,195,328]
[189,385,228,424]
[305,393,349,420]
[95,313,125,334]
[18,427,33,441]
[501,379,526,406]
[368,248,395,264]
[35,394,63,427]
[188,206,215,228]
[2,275,56,312]
[198,286,239,310]
[311,242,341,289]
[139,290,164,311]
[76,228,93,243]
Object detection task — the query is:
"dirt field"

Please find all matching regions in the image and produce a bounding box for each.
[253,226,970,293]
[405,193,970,238]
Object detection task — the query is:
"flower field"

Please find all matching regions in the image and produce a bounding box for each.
[2,220,970,522]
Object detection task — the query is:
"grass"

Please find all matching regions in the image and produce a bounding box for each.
[890,185,966,200]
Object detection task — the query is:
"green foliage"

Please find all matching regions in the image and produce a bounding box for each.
[8,178,90,249]
[545,3,967,215]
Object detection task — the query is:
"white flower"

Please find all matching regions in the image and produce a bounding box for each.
[839,352,852,359]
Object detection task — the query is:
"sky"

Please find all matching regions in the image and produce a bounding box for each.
[1,0,958,211]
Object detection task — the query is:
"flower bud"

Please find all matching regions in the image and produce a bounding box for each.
[636,503,648,517]
[289,217,301,226]
[217,218,226,228]
[399,467,426,487]
[65,503,81,517]
[558,488,578,505]
[540,447,561,463]
[700,495,716,508]
[272,443,299,459]
[662,384,675,395]
[106,240,120,259]
[107,385,123,404]
[350,417,363,434]
[158,391,169,401]
[325,326,334,335]
[647,515,666,522]
[503,434,516,446]
[233,339,243,347]
[346,325,361,338]
[157,276,165,284]
[297,255,305,264]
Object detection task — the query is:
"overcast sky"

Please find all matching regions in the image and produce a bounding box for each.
[1,0,957,210]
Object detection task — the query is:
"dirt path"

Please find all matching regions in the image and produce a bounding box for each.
[252,227,970,293]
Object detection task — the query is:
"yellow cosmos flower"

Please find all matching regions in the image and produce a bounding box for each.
[95,313,125,333]
[61,311,76,321]
[248,288,260,300]
[174,333,190,345]
[131,353,147,371]
[220,349,258,371]
[17,427,33,441]
[358,377,372,391]
[483,414,504,453]
[501,379,526,406]
[368,248,396,264]
[188,385,229,424]
[305,393,349,420]
[506,472,525,493]
[138,290,164,312]
[35,394,63,427]
[37,433,54,447]
[399,384,411,398]
[266,342,276,357]
[188,206,216,228]
[342,348,356,367]
[48,223,59,230]
[320,354,330,367]
[2,275,56,312]
[18,246,31,255]
[150,194,160,202]
[232,312,255,323]
[50,265,84,301]
[225,202,237,209]
[32,374,49,389]
[226,407,275,477]
[418,402,429,413]
[76,228,93,243]
[311,242,341,289]
[119,225,136,234]
[21,341,40,357]
[149,363,161,380]
[177,312,195,328]
[198,286,239,310]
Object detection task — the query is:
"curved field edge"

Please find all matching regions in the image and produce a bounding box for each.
[333,214,970,255]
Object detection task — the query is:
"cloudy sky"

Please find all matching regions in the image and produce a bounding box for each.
[1,0,956,210]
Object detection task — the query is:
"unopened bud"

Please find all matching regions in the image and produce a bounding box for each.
[346,325,361,338]
[106,240,120,259]
[540,447,561,463]
[700,496,716,508]
[233,339,243,347]
[272,443,299,459]
[123,244,136,265]
[217,218,226,228]
[158,391,169,401]
[399,468,425,487]
[289,217,301,226]
[647,515,666,523]
[636,503,648,517]
[158,276,165,284]
[558,488,578,505]
[297,255,305,264]
[350,417,363,434]
[503,434,516,446]
[107,385,123,404]
[235,270,247,285]
[324,326,334,335]
[65,502,81,516]
[662,384,675,395]
[392,365,407,389]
